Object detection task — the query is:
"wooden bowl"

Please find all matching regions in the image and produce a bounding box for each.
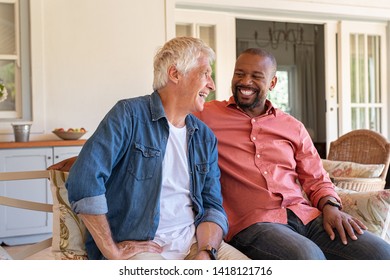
[52,130,86,140]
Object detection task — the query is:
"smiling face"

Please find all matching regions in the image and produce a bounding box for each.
[231,52,277,117]
[179,54,215,113]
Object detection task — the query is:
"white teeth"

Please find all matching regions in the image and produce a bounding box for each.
[199,92,207,99]
[240,89,254,96]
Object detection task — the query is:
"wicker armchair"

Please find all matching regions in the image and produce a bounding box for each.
[327,129,390,192]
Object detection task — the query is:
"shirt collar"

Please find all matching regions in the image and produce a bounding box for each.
[150,91,166,121]
[226,96,277,117]
[149,90,199,132]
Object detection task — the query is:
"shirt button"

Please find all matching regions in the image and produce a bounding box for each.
[252,119,256,123]
[256,154,260,158]
[264,171,268,175]
[252,136,256,141]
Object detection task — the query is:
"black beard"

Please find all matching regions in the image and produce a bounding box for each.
[233,87,261,110]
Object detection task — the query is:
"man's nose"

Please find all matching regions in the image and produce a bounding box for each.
[208,77,216,91]
[241,74,253,85]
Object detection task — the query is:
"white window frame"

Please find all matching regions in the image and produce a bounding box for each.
[0,0,31,130]
[338,21,387,136]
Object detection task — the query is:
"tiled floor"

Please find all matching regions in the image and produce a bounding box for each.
[2,244,54,260]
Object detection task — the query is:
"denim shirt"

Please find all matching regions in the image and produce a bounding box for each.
[66,91,228,259]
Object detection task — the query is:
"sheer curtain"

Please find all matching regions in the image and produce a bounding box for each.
[295,44,317,141]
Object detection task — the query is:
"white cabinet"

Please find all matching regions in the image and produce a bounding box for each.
[0,144,83,245]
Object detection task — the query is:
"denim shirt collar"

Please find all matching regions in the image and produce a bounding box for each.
[150,91,166,122]
[150,90,199,134]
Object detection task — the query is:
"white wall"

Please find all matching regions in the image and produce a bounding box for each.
[1,0,167,141]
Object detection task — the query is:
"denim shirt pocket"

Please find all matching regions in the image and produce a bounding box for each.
[195,162,210,184]
[128,143,161,180]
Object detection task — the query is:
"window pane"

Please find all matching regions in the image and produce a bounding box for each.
[351,108,357,129]
[199,26,216,101]
[270,70,290,113]
[351,107,366,130]
[0,3,16,54]
[176,24,192,37]
[199,26,215,50]
[369,107,381,131]
[350,34,366,104]
[350,34,357,102]
[0,60,16,110]
[357,34,365,103]
[367,35,380,103]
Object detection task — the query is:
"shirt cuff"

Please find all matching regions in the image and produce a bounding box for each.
[71,194,108,215]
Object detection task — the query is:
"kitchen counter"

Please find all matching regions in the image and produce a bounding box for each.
[0,139,87,149]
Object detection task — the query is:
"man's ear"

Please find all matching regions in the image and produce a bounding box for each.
[168,65,180,84]
[269,76,278,91]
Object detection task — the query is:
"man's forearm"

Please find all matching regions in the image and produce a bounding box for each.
[79,213,119,259]
[196,222,223,252]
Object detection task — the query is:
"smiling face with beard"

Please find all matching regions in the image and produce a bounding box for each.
[231,50,277,118]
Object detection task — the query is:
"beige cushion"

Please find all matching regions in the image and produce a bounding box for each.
[49,170,88,260]
[322,159,384,178]
[336,187,390,243]
[0,246,13,260]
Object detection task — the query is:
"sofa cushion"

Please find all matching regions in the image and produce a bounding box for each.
[49,170,88,260]
[336,187,390,243]
[322,159,384,178]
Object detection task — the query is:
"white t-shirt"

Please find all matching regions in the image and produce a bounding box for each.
[153,122,196,259]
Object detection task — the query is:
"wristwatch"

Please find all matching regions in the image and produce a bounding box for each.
[323,199,342,210]
[199,245,218,260]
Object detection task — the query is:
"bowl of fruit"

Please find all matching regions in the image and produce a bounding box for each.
[52,128,87,140]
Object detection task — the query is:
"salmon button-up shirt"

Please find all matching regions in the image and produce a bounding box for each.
[195,97,339,241]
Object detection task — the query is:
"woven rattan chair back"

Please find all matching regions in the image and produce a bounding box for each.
[328,129,390,183]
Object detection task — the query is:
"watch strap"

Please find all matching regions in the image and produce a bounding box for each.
[324,199,342,210]
[199,245,218,260]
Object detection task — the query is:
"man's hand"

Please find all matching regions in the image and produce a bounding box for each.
[80,213,163,259]
[322,205,367,245]
[115,240,163,260]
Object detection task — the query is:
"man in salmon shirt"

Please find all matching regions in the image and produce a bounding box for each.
[194,47,390,260]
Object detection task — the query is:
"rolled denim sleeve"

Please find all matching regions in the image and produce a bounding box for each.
[71,194,108,215]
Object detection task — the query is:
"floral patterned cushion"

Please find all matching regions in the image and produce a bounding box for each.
[336,187,390,243]
[322,159,385,178]
[49,170,88,260]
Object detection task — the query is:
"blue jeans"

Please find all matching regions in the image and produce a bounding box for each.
[228,210,390,259]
